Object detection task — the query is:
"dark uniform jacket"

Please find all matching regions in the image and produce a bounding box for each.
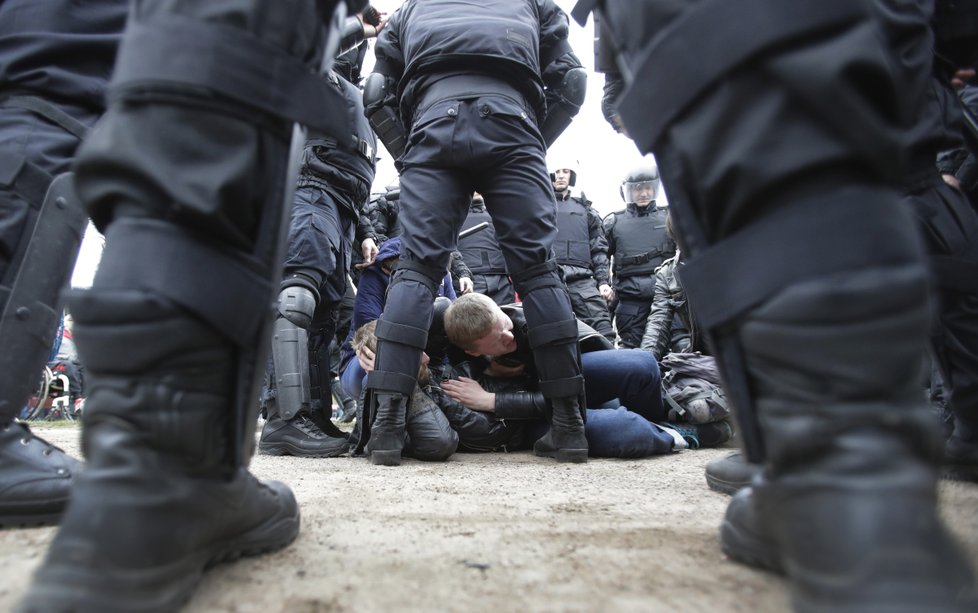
[297,70,377,246]
[372,0,580,131]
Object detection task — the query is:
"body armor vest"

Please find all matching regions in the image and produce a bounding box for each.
[554,196,593,270]
[611,207,674,278]
[459,206,507,274]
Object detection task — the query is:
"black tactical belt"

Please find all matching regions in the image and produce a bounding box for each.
[308,136,374,162]
[619,249,663,266]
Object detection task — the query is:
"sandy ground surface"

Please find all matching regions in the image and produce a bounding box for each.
[2,424,978,612]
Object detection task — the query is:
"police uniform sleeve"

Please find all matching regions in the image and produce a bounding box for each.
[449,250,472,284]
[355,210,378,249]
[537,0,585,146]
[602,212,617,255]
[364,9,407,160]
[587,206,611,286]
[602,70,626,132]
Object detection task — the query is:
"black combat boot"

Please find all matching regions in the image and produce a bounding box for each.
[718,266,977,612]
[17,292,300,613]
[705,452,760,495]
[0,422,81,527]
[259,401,349,458]
[365,391,407,466]
[533,396,588,463]
[944,433,978,483]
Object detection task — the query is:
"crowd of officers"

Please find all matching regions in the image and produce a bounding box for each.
[259,154,680,456]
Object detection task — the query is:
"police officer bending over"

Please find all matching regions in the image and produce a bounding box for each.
[360,0,589,466]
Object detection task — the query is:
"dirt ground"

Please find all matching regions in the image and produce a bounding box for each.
[3,424,978,613]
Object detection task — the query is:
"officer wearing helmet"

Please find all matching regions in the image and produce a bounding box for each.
[603,164,675,348]
[550,159,615,343]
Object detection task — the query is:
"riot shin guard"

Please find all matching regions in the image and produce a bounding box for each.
[0,173,87,420]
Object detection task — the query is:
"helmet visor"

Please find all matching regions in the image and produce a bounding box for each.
[624,179,659,205]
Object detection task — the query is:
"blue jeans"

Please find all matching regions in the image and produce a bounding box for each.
[584,408,675,457]
[526,406,675,458]
[582,349,664,422]
[340,358,367,400]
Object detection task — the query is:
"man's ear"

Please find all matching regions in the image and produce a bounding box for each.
[464,348,480,357]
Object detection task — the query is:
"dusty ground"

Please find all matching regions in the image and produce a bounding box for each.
[2,424,978,612]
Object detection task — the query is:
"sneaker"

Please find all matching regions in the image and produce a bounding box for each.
[695,419,734,447]
[259,412,349,457]
[659,422,700,449]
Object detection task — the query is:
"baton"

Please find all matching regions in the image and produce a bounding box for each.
[458,221,491,240]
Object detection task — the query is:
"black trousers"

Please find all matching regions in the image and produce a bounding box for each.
[371,92,580,394]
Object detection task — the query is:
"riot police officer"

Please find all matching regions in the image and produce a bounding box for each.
[19,1,368,610]
[456,193,515,305]
[259,58,380,458]
[550,160,615,343]
[360,0,589,466]
[574,0,977,610]
[0,0,126,528]
[604,164,675,348]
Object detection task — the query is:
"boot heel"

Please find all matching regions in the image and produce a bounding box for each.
[370,449,402,466]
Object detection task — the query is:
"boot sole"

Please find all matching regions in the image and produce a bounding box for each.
[705,472,751,496]
[534,448,588,463]
[369,450,402,466]
[17,499,300,613]
[0,511,64,529]
[0,499,69,528]
[942,464,978,484]
[258,442,348,458]
[719,517,784,575]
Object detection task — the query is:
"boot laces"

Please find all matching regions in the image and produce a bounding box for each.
[292,413,329,439]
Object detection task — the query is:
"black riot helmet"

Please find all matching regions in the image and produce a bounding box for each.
[620,164,660,206]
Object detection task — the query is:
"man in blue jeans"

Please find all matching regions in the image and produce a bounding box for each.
[437,355,681,457]
[442,293,677,455]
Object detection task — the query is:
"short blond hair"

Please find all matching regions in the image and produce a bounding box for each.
[444,293,500,351]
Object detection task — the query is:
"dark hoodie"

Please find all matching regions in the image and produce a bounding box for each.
[340,237,456,369]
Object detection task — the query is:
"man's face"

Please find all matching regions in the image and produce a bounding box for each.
[552,168,572,193]
[466,310,517,357]
[626,180,657,208]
